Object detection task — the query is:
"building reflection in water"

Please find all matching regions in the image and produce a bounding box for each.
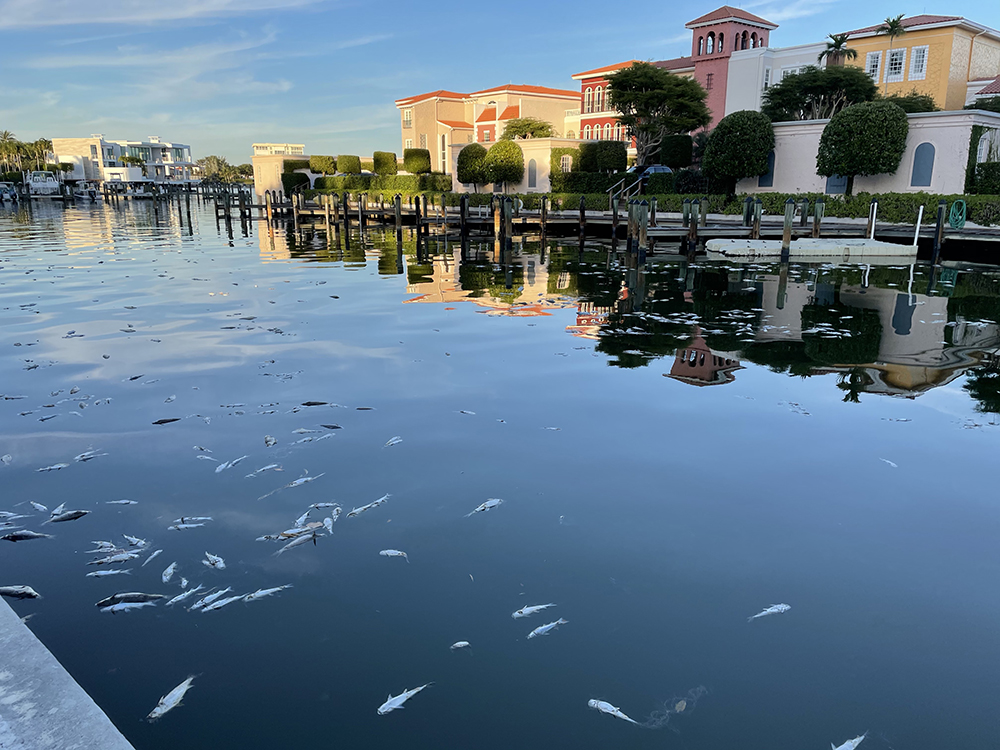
[667,327,743,386]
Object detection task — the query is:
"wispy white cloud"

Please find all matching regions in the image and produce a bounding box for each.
[742,0,837,23]
[0,0,325,28]
[331,33,393,50]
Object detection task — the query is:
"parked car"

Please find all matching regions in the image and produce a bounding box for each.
[0,181,17,200]
[636,165,673,179]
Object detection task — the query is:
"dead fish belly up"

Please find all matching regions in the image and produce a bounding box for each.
[147,676,196,722]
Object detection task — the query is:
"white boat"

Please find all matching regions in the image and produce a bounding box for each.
[25,171,61,197]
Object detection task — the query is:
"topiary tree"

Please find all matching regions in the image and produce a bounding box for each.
[500,117,555,140]
[484,140,524,193]
[817,100,908,196]
[337,155,361,174]
[595,141,627,173]
[456,143,488,192]
[702,110,775,196]
[658,134,693,169]
[309,155,337,175]
[373,151,397,176]
[403,148,431,174]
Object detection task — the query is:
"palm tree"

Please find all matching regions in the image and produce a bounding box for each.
[817,34,858,66]
[878,14,907,94]
[0,131,16,173]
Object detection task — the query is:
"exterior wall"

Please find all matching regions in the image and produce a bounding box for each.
[252,153,311,196]
[735,110,1000,196]
[725,43,827,114]
[689,20,772,127]
[52,137,104,180]
[448,137,582,193]
[52,136,191,182]
[252,143,304,156]
[970,34,1000,81]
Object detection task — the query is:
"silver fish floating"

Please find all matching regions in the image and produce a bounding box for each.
[245,463,281,478]
[526,618,568,639]
[2,530,53,542]
[123,534,147,547]
[50,503,66,516]
[162,562,178,584]
[190,587,231,611]
[86,569,132,577]
[748,603,791,622]
[215,455,249,474]
[258,473,326,500]
[377,683,431,715]
[347,493,390,518]
[165,585,204,607]
[168,523,205,531]
[88,551,139,565]
[30,501,48,512]
[146,676,195,722]
[384,436,403,447]
[512,603,557,619]
[379,549,409,563]
[36,463,69,472]
[74,450,107,462]
[45,510,90,524]
[96,592,164,607]
[101,601,157,614]
[275,532,321,556]
[450,641,471,651]
[309,502,339,510]
[202,594,244,612]
[141,549,163,567]
[106,499,138,505]
[0,585,41,600]
[465,498,503,517]
[588,699,639,725]
[202,552,226,570]
[172,517,213,524]
[244,585,292,602]
[832,733,867,750]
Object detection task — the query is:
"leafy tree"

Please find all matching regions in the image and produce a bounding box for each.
[816,100,908,196]
[500,117,555,140]
[373,151,398,176]
[702,110,774,196]
[236,163,254,178]
[817,33,858,66]
[968,95,1000,113]
[196,155,230,178]
[762,65,878,121]
[658,134,693,169]
[337,155,361,174]
[963,363,1000,414]
[878,14,907,95]
[456,143,488,191]
[483,140,524,193]
[882,90,939,113]
[607,61,710,167]
[403,148,431,174]
[579,142,626,173]
[309,155,337,174]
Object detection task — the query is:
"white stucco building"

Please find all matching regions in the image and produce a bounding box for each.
[51,135,193,182]
[725,42,828,114]
[736,109,1000,195]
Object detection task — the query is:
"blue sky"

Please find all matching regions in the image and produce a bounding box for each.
[1,0,998,163]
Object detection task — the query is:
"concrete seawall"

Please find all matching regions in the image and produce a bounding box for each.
[0,598,135,750]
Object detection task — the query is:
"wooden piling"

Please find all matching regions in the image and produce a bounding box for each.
[459,195,468,239]
[751,199,762,240]
[812,199,824,238]
[782,198,795,254]
[682,198,691,227]
[578,196,586,239]
[932,200,947,264]
[699,197,708,227]
[866,199,879,240]
[798,198,809,228]
[394,194,402,232]
[688,200,700,254]
[649,197,657,228]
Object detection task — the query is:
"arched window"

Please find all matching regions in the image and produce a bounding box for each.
[613,122,622,141]
[567,130,576,140]
[741,31,748,50]
[911,142,935,187]
[698,37,704,55]
[594,86,603,112]
[603,123,612,140]
[560,154,572,172]
[978,132,994,162]
[583,125,592,139]
[718,33,724,52]
[706,33,715,55]
[527,159,537,189]
[750,32,757,48]
[584,88,592,114]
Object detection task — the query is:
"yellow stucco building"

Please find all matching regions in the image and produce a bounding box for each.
[841,15,1000,111]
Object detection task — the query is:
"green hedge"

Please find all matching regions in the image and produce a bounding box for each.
[338,155,362,175]
[404,148,432,174]
[578,142,627,173]
[550,171,636,193]
[549,147,580,177]
[2,171,22,183]
[309,155,336,175]
[282,160,309,173]
[281,172,310,193]
[373,151,398,176]
[974,163,1000,195]
[312,174,451,196]
[659,135,693,169]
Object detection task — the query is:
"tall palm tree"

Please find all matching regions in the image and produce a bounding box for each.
[0,131,16,173]
[817,34,858,66]
[878,14,907,94]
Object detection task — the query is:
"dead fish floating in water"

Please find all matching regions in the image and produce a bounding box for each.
[748,603,791,622]
[36,463,69,472]
[123,534,147,547]
[95,592,164,607]
[106,499,137,505]
[832,733,867,750]
[465,498,503,517]
[347,493,390,518]
[146,676,195,722]
[588,699,639,725]
[173,517,213,524]
[87,551,139,565]
[44,510,90,524]
[74,449,107,462]
[244,585,292,602]
[275,532,321,556]
[0,585,41,600]
[526,618,568,639]
[165,585,204,607]
[86,569,132,577]
[142,549,163,567]
[512,603,556,619]
[258,472,326,500]
[202,552,226,570]
[245,463,281,478]
[215,455,249,474]
[1,455,12,465]
[30,501,48,513]
[301,401,328,407]
[162,562,178,584]
[377,683,431,715]
[450,641,471,651]
[152,418,180,426]
[379,549,409,563]
[2,530,53,542]
[384,436,403,447]
[168,523,206,531]
[264,435,277,447]
[101,601,156,614]
[190,588,231,611]
[202,594,244,612]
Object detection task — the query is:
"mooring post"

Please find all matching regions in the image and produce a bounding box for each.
[460,195,468,239]
[751,198,763,240]
[866,199,879,240]
[913,205,925,247]
[682,198,691,228]
[638,200,649,263]
[932,200,947,265]
[782,197,795,258]
[578,195,587,240]
[649,196,657,227]
[612,194,620,239]
[812,199,824,238]
[742,196,753,227]
[798,198,809,228]
[415,193,423,235]
[421,195,429,236]
[342,192,351,229]
[503,196,513,252]
[688,199,700,254]
[394,194,402,232]
[324,194,332,234]
[699,196,708,227]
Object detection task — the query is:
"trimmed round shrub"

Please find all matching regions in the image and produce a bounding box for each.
[484,140,524,191]
[373,151,398,176]
[456,143,488,186]
[309,155,337,175]
[817,101,909,196]
[403,148,432,174]
[702,110,775,195]
[337,155,362,175]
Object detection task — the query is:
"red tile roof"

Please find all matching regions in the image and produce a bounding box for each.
[978,75,1000,96]
[476,107,496,122]
[572,60,638,80]
[655,56,695,71]
[438,120,473,129]
[498,105,520,120]
[469,84,579,98]
[685,5,777,29]
[394,89,467,106]
[841,14,962,36]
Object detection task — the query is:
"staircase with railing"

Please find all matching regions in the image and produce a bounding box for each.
[606,175,642,211]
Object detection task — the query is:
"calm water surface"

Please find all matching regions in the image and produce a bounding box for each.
[2,200,1000,750]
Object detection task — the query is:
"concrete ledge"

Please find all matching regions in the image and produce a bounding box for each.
[0,599,135,750]
[706,237,919,258]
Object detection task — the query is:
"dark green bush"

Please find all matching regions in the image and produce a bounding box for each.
[975,163,1000,195]
[645,173,675,193]
[403,148,432,174]
[549,147,580,177]
[484,140,524,191]
[309,155,337,175]
[658,135,693,169]
[338,155,362,175]
[578,143,599,172]
[597,141,627,173]
[281,172,310,193]
[373,151,398,176]
[282,160,309,173]
[456,143,488,187]
[671,168,706,194]
[311,174,452,196]
[968,96,1000,113]
[817,101,909,196]
[2,171,22,183]
[703,110,775,195]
